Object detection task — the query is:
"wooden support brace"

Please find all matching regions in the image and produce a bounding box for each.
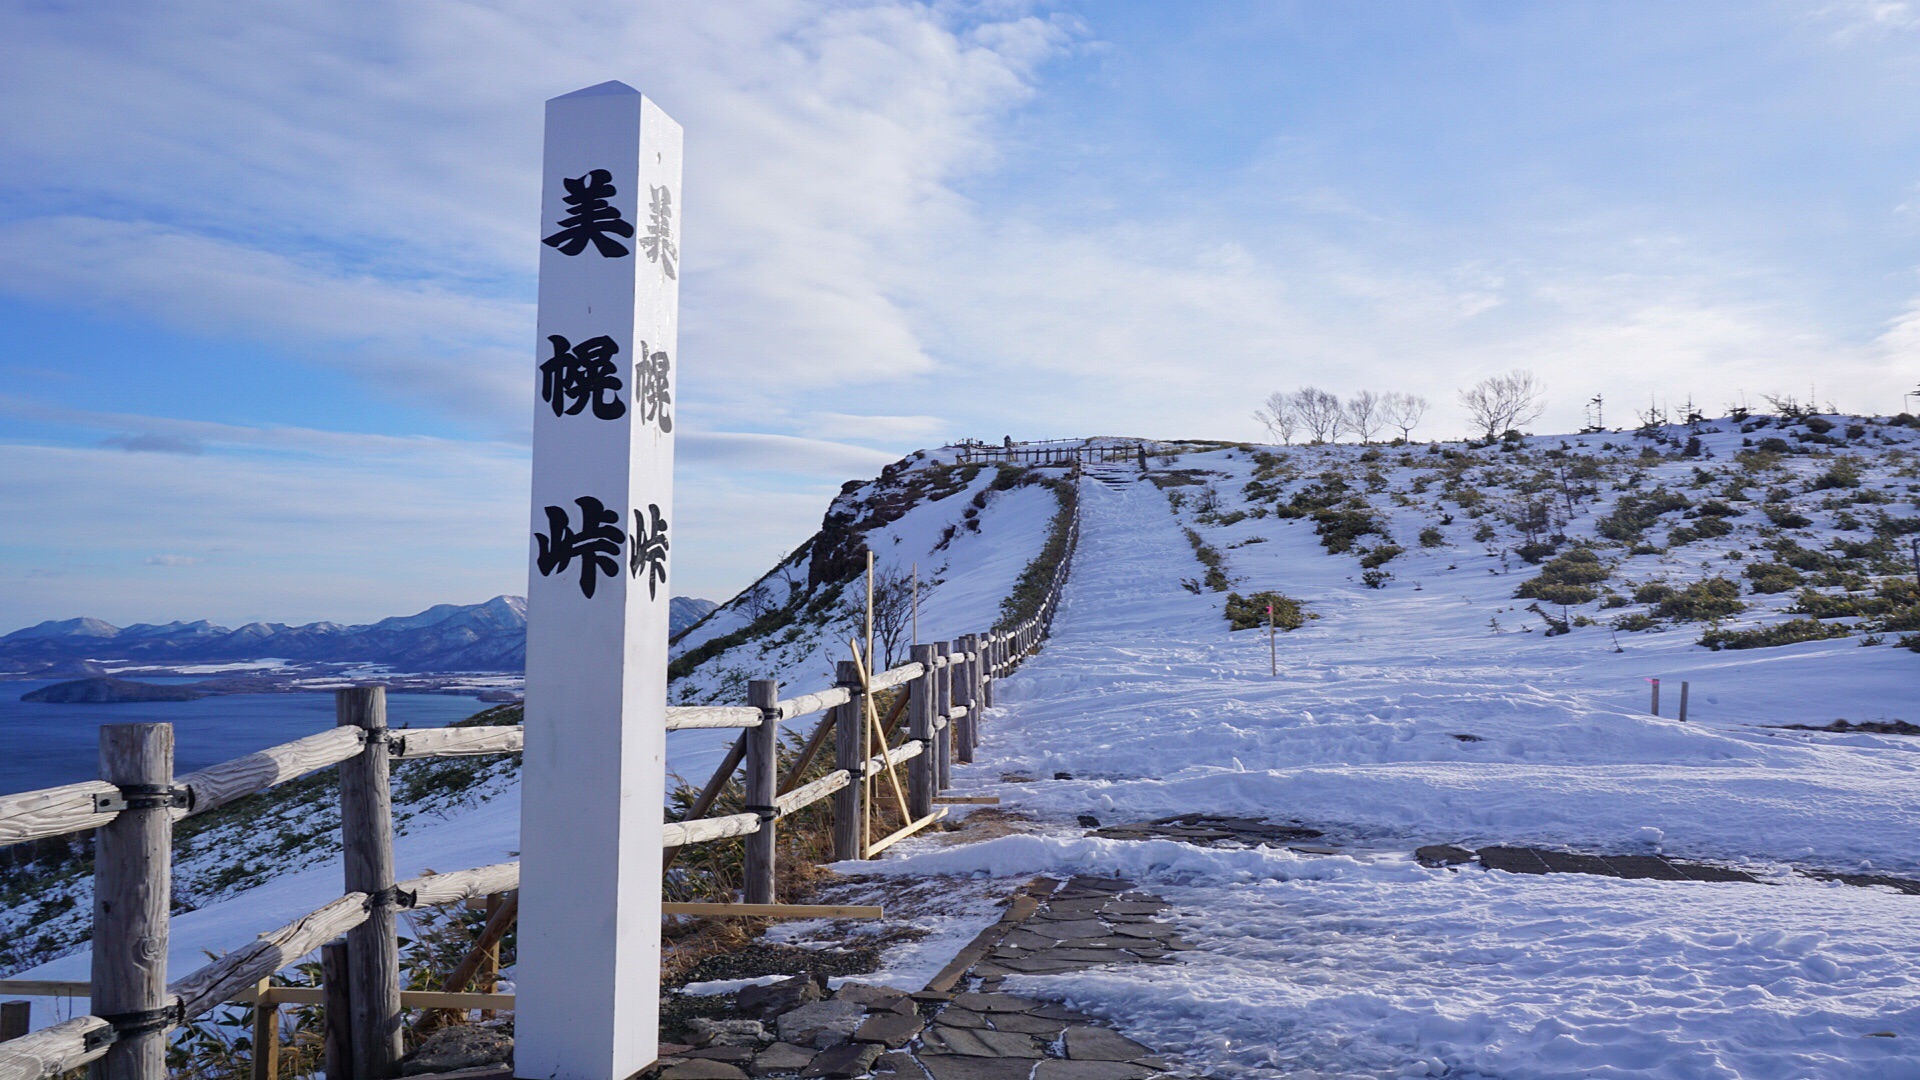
[660,902,882,920]
[864,809,946,859]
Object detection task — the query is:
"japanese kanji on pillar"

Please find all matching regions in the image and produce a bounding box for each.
[517,80,681,1080]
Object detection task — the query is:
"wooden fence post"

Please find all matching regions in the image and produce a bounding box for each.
[968,633,986,736]
[952,635,976,764]
[934,643,953,791]
[744,680,780,903]
[1649,679,1660,717]
[91,723,173,1080]
[907,645,936,819]
[337,687,401,1080]
[250,979,281,1080]
[981,635,996,708]
[1,1000,28,1041]
[1678,681,1690,722]
[830,661,863,861]
[322,940,353,1080]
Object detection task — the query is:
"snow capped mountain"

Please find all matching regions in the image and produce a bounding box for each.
[0,593,711,673]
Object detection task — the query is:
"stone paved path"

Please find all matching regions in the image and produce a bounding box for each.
[650,875,1196,1080]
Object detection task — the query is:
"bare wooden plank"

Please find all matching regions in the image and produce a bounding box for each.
[0,780,118,847]
[774,768,849,817]
[662,903,880,920]
[863,809,945,859]
[265,988,515,1011]
[0,1016,112,1080]
[387,727,522,759]
[932,796,1000,805]
[171,894,369,1024]
[866,662,925,694]
[661,812,760,849]
[174,727,366,820]
[0,981,87,997]
[776,686,852,723]
[402,863,521,909]
[868,739,924,772]
[664,706,763,731]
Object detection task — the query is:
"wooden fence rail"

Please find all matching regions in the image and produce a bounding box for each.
[0,479,1081,1080]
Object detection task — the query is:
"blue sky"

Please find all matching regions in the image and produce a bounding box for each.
[3,1,1919,628]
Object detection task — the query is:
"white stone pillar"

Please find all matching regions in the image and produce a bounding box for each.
[517,80,682,1080]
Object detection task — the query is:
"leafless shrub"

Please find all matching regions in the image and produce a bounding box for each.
[1252,390,1299,445]
[1382,392,1429,442]
[1344,390,1384,444]
[1460,370,1546,440]
[1291,386,1344,444]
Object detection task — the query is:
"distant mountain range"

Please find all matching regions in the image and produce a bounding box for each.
[0,595,717,675]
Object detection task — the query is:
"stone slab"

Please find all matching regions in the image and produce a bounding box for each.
[852,1012,923,1049]
[950,993,1042,1014]
[919,1057,1044,1080]
[1063,1027,1154,1063]
[750,1043,816,1075]
[1032,1061,1155,1080]
[800,1042,882,1079]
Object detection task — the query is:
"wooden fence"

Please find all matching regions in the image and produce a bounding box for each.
[956,441,1143,467]
[0,502,1078,1080]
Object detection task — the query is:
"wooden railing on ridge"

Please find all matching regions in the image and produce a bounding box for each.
[0,484,1082,1080]
[955,439,1145,467]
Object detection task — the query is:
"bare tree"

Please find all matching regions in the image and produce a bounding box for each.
[738,582,773,622]
[1381,391,1429,442]
[1343,390,1384,444]
[840,560,916,668]
[1251,391,1299,445]
[1291,386,1344,444]
[1458,370,1546,440]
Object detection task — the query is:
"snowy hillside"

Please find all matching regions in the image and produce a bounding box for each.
[16,417,1920,1077]
[863,414,1920,1078]
[6,448,1075,984]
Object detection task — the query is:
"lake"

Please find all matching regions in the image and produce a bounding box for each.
[0,680,490,794]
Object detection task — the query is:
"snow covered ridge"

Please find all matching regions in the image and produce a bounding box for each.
[0,596,718,675]
[1162,414,1920,652]
[667,450,1075,706]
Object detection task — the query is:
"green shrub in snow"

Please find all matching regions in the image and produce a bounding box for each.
[1224,591,1314,632]
[1743,562,1805,594]
[1651,577,1746,622]
[1699,618,1851,651]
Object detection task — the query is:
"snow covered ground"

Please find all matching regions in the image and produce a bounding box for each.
[863,446,1920,1078]
[18,425,1920,1076]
